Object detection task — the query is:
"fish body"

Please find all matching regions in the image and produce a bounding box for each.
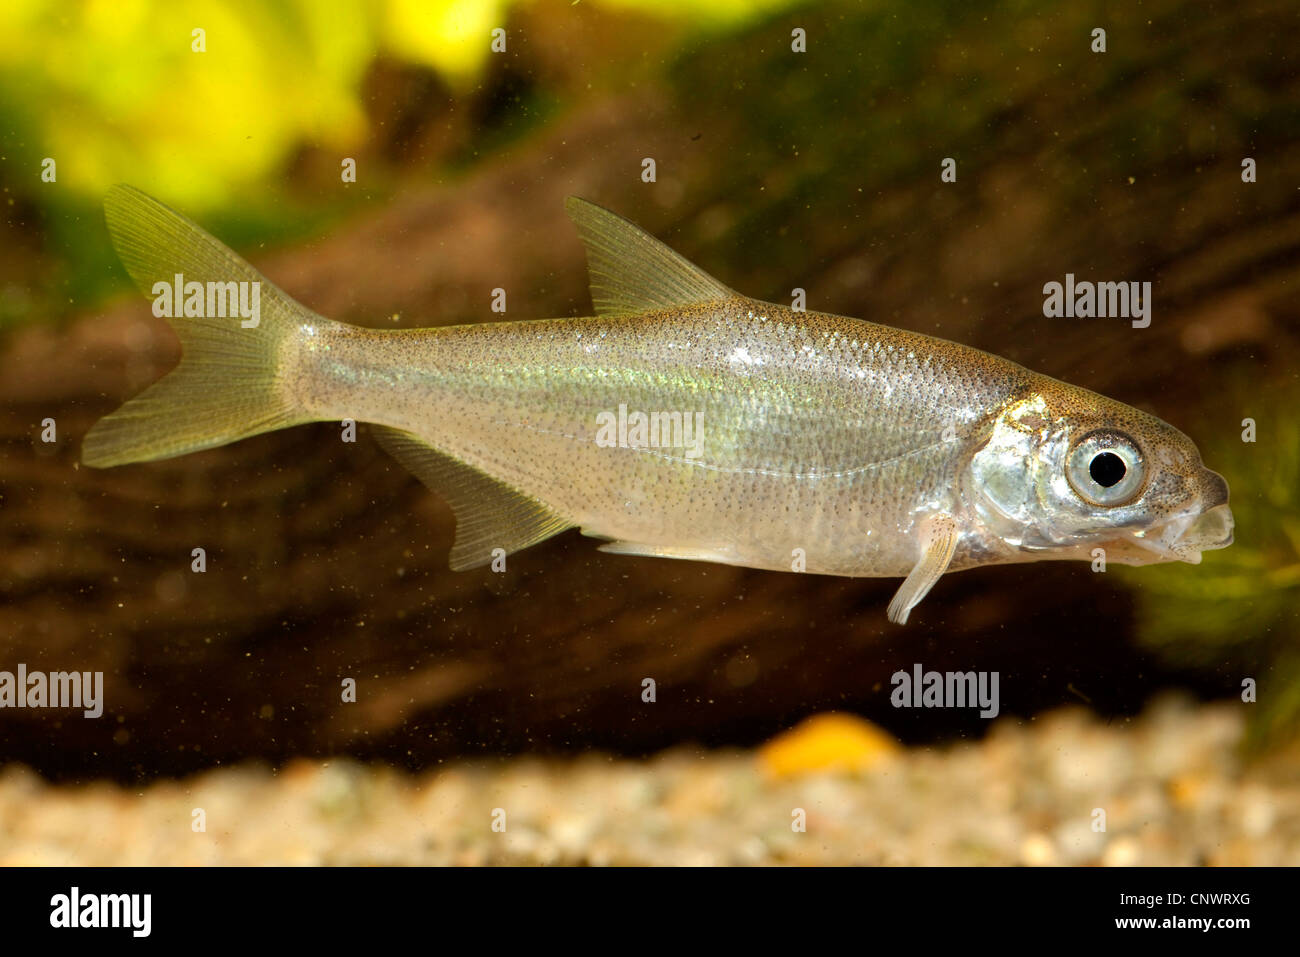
[296,305,1025,578]
[85,187,1233,622]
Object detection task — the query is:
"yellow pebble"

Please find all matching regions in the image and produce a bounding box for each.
[1168,773,1204,809]
[758,712,901,779]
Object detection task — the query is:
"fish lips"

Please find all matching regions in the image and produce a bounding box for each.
[1097,466,1234,566]
[1118,502,1235,565]
[1021,502,1234,566]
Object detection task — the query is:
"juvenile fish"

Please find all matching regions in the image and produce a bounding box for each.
[84,187,1233,623]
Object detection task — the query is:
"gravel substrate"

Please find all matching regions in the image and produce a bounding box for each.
[1,695,1295,866]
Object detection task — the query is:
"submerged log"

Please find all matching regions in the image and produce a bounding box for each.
[1,0,1298,780]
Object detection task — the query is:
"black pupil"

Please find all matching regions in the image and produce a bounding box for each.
[1089,451,1127,488]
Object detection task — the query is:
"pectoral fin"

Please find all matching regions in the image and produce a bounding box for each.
[887,514,958,625]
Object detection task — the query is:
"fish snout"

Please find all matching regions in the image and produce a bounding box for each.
[1183,468,1233,552]
[1202,469,1230,511]
[1181,501,1234,551]
[1129,469,1234,564]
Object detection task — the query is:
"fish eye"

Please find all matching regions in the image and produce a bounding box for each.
[1066,431,1145,506]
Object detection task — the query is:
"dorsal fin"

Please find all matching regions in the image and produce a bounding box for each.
[373,426,572,570]
[564,197,735,316]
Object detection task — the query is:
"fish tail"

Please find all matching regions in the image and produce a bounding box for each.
[83,185,314,468]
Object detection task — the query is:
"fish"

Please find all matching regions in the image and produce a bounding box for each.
[83,185,1234,624]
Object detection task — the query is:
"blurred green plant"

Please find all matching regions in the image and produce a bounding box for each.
[0,0,800,208]
[0,0,373,208]
[0,0,803,326]
[1120,374,1300,750]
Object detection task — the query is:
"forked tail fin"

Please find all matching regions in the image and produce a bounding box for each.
[83,185,319,467]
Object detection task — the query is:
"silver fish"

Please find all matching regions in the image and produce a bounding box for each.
[84,186,1234,623]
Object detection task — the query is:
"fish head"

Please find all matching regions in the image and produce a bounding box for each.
[966,384,1233,566]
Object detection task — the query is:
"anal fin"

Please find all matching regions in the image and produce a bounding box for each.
[373,426,572,571]
[887,514,958,625]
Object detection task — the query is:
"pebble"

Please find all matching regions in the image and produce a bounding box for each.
[0,695,1294,865]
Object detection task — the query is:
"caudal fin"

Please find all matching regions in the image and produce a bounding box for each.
[83,185,318,467]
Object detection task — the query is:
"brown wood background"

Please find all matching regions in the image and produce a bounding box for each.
[1,0,1297,780]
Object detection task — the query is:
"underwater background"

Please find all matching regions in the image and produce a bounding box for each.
[0,0,1297,864]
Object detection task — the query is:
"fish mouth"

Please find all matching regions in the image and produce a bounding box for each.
[1128,502,1235,565]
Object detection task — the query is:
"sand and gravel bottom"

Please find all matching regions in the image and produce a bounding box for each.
[2,695,1295,866]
